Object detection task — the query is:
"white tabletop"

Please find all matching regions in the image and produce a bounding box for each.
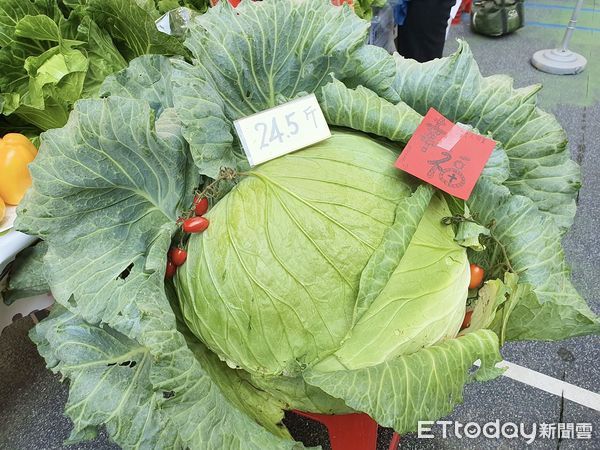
[0,205,38,275]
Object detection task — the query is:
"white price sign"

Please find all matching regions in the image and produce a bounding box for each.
[234,94,331,166]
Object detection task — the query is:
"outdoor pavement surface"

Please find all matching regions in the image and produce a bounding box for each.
[0,1,599,449]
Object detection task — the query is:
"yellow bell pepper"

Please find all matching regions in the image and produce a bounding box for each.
[0,196,5,222]
[0,133,38,205]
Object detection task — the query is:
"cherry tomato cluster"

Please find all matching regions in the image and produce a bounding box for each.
[165,196,211,279]
[460,263,486,331]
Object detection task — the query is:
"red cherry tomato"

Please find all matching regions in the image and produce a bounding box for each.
[469,263,485,289]
[169,247,188,266]
[194,196,209,216]
[460,310,473,330]
[165,260,177,278]
[183,216,210,233]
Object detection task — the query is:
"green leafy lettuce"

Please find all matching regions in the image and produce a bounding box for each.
[351,0,387,20]
[156,0,210,15]
[15,1,598,448]
[0,0,187,132]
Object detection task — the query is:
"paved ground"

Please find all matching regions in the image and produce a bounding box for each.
[0,1,599,449]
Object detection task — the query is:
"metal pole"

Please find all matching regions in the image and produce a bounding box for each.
[560,0,585,51]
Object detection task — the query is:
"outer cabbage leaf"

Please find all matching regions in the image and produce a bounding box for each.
[249,373,353,415]
[391,41,579,232]
[342,44,399,101]
[177,131,414,376]
[321,79,420,144]
[354,184,434,318]
[489,277,535,346]
[16,96,193,323]
[304,329,503,435]
[320,79,510,183]
[459,274,514,336]
[31,306,185,448]
[32,297,305,449]
[2,241,49,304]
[16,87,300,449]
[172,59,244,177]
[314,193,469,372]
[100,54,176,115]
[314,63,596,342]
[172,0,396,177]
[467,178,600,340]
[184,0,368,117]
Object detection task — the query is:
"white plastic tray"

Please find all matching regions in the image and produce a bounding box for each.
[1,205,37,274]
[0,230,51,332]
[0,206,44,332]
[0,230,37,275]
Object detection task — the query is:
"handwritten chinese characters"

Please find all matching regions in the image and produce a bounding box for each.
[395,108,496,200]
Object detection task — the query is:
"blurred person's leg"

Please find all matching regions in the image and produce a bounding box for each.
[396,0,458,62]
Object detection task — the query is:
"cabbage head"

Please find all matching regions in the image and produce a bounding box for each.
[177,131,469,379]
[15,1,598,449]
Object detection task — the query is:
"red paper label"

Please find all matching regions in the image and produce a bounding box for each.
[395,108,495,200]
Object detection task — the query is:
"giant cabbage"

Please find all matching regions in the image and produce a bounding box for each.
[177,132,470,378]
[15,1,599,448]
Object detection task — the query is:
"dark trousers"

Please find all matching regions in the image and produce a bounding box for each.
[395,0,457,62]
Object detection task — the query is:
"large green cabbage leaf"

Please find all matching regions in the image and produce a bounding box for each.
[16,64,303,449]
[2,241,49,304]
[389,42,580,233]
[313,192,470,372]
[467,178,599,340]
[304,329,503,435]
[14,1,597,448]
[171,0,396,177]
[320,79,599,341]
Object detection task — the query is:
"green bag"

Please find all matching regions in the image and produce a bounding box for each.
[471,0,524,36]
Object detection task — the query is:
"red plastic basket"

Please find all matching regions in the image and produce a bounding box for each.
[293,411,400,450]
